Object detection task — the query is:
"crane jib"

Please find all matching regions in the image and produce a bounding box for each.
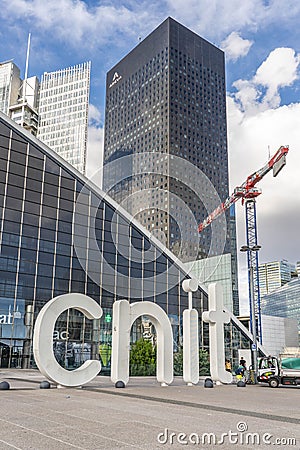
[197,145,289,233]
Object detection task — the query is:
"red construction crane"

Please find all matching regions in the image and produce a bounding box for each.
[197,144,289,349]
[198,145,289,233]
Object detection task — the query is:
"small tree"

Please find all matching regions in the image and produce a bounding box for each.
[129,339,210,377]
[130,338,156,376]
[173,350,183,376]
[199,349,210,376]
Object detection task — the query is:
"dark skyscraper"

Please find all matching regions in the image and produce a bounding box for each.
[103,17,233,267]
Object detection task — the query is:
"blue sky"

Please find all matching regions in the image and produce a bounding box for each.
[1,0,300,310]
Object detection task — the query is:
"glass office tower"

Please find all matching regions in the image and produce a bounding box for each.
[103,17,233,264]
[37,62,91,175]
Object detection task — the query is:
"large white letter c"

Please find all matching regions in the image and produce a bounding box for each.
[33,293,102,387]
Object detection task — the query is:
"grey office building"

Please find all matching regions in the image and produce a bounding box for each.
[104,17,233,263]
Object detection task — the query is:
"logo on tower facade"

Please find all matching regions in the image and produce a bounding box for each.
[109,72,122,88]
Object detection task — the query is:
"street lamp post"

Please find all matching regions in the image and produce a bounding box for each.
[240,244,261,384]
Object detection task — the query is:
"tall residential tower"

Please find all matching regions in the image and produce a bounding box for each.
[37,62,91,174]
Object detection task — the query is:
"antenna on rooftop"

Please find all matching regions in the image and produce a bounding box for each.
[23,33,31,101]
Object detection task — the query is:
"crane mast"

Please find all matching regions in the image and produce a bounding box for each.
[198,145,289,344]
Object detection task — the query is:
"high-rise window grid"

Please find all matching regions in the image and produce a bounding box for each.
[0,61,90,174]
[103,18,231,263]
[37,62,91,175]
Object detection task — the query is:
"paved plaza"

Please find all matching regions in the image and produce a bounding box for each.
[0,370,299,449]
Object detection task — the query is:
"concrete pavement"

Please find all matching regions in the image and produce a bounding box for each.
[0,369,299,449]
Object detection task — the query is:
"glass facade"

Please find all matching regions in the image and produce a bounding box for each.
[0,113,256,371]
[261,277,300,332]
[183,205,239,315]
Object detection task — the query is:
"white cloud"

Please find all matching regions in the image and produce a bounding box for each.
[221,32,253,61]
[231,47,300,113]
[254,48,300,100]
[0,0,159,48]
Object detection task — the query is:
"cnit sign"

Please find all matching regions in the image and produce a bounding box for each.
[33,283,232,388]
